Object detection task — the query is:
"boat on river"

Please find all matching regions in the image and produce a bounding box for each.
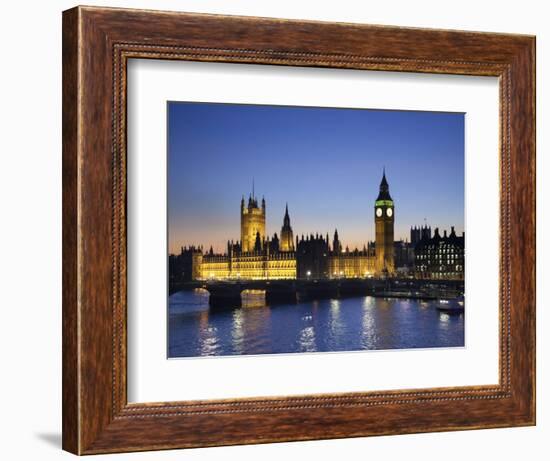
[436,295,465,314]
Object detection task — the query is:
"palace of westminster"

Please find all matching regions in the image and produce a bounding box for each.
[170,171,465,282]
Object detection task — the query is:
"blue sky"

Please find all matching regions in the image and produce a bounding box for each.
[168,102,464,254]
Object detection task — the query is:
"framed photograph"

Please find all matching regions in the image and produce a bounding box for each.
[62,6,535,454]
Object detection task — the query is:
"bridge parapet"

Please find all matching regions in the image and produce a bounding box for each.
[170,278,464,309]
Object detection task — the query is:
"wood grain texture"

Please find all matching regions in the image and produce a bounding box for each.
[62,5,536,455]
[61,7,79,454]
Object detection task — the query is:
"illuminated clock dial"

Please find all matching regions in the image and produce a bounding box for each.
[386,208,393,217]
[376,208,383,217]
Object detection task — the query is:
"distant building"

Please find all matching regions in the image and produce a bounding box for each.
[410,225,432,245]
[296,233,330,279]
[170,171,463,281]
[394,224,433,276]
[414,227,465,280]
[394,239,415,273]
[178,195,296,280]
[169,245,203,282]
[374,170,395,274]
[328,240,376,279]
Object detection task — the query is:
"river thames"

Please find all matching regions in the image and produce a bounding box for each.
[168,289,464,358]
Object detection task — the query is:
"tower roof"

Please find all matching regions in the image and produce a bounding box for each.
[282,203,291,229]
[376,169,393,201]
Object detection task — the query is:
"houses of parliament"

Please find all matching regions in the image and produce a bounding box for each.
[170,171,464,281]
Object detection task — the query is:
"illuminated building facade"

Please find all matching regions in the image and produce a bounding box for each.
[171,171,402,281]
[240,192,266,253]
[414,227,465,280]
[328,243,376,279]
[175,196,297,281]
[168,171,465,282]
[295,232,376,279]
[374,170,395,274]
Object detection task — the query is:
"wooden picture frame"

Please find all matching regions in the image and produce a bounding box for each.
[62,5,535,455]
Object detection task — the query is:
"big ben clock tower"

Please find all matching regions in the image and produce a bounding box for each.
[374,169,395,275]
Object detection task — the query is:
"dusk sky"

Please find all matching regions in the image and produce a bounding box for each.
[168,102,464,254]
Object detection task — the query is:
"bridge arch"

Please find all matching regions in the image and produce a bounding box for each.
[203,281,298,309]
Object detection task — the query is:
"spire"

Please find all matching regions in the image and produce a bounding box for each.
[333,229,341,254]
[246,180,262,209]
[376,168,392,201]
[380,168,388,189]
[283,203,290,227]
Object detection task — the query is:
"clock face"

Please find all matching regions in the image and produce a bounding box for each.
[376,208,383,217]
[386,208,393,217]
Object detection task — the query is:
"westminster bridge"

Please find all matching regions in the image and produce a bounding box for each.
[169,278,464,309]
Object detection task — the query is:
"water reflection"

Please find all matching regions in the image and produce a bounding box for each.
[299,325,317,352]
[241,289,266,308]
[361,297,377,349]
[197,310,219,356]
[168,291,465,358]
[231,309,245,355]
[439,312,451,325]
